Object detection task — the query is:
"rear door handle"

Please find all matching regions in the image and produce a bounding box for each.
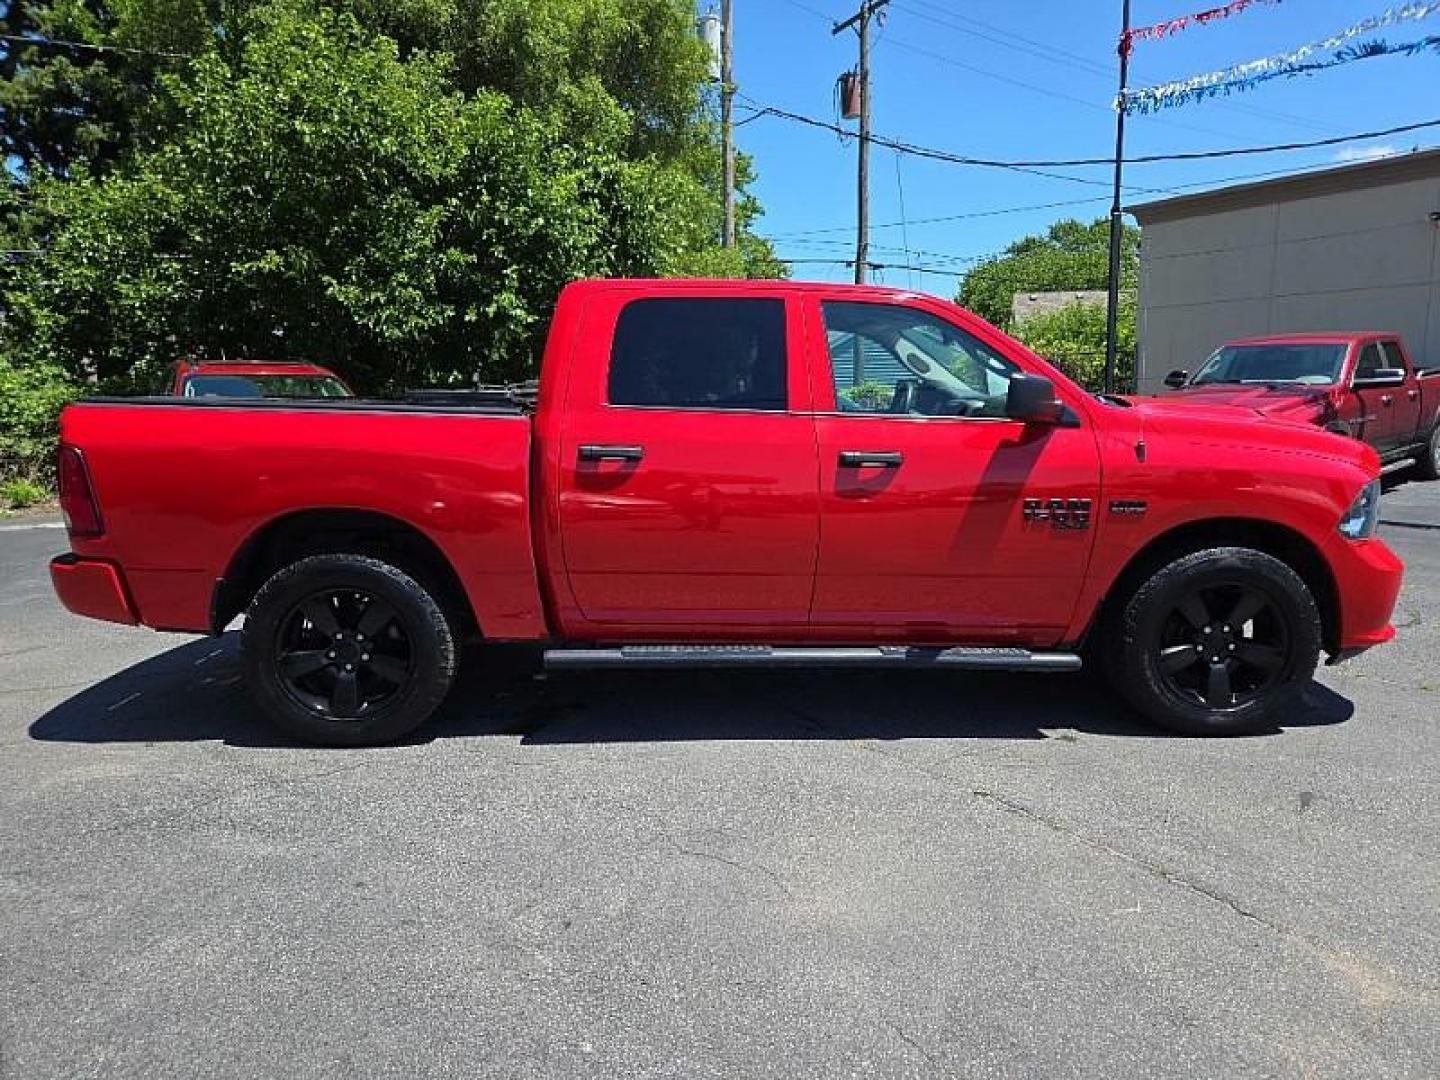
[1381,394,1394,406]
[578,444,644,463]
[838,450,903,468]
[1408,389,1420,400]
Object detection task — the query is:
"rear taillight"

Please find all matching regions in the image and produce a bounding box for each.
[57,444,104,538]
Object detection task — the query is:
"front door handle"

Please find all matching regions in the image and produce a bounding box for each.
[578,444,644,463]
[838,450,903,468]
[1381,394,1394,407]
[1408,389,1420,400]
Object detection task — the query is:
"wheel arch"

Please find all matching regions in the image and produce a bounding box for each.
[1087,517,1340,654]
[211,508,478,637]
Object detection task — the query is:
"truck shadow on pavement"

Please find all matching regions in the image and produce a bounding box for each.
[29,633,1356,748]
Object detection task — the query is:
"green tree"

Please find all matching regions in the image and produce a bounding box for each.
[957,217,1138,330]
[1011,296,1135,392]
[1,0,784,408]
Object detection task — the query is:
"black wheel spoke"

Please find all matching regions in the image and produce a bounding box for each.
[329,670,361,716]
[1177,593,1211,630]
[1158,644,1201,674]
[1235,641,1285,674]
[1204,662,1233,708]
[300,599,342,638]
[279,649,330,679]
[357,600,398,639]
[368,654,408,686]
[277,586,415,722]
[1226,589,1268,630]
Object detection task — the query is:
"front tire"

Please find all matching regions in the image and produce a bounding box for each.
[240,553,458,746]
[1416,423,1440,481]
[1105,547,1321,736]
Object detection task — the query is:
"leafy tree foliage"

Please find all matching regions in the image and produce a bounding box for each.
[1011,297,1136,393]
[957,218,1138,330]
[0,0,784,419]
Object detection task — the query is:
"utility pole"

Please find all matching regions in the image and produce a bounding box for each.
[721,0,735,248]
[1103,0,1132,394]
[833,0,889,285]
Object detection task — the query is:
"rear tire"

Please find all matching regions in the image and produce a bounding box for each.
[1416,424,1440,481]
[240,553,458,746]
[1104,547,1321,736]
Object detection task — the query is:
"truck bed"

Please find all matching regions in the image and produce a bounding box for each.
[58,397,546,639]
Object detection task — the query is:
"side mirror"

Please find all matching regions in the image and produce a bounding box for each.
[1005,373,1064,424]
[1353,368,1406,388]
[1163,369,1189,389]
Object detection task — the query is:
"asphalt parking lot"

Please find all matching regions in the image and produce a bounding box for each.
[1,481,1437,1079]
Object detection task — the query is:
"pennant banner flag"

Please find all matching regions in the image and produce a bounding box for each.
[1122,0,1286,57]
[1123,2,1440,114]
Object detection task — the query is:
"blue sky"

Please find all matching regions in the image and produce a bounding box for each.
[727,0,1440,289]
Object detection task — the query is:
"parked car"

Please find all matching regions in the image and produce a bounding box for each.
[1160,333,1440,479]
[50,280,1402,745]
[169,358,353,399]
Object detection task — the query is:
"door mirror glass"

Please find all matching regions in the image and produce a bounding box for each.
[1353,368,1406,388]
[1005,373,1064,424]
[1163,369,1189,388]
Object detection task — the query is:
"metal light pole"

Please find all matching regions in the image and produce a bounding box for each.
[1103,0,1132,394]
[721,0,735,249]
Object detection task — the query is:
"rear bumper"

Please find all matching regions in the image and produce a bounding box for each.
[1326,536,1403,657]
[50,555,140,626]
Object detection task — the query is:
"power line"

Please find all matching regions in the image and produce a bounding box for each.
[889,0,1343,137]
[0,33,191,59]
[736,96,1176,194]
[738,98,1440,171]
[776,256,970,278]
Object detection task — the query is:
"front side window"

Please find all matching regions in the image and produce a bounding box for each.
[1190,343,1347,387]
[822,301,1021,417]
[1380,341,1408,374]
[1355,344,1384,379]
[608,297,787,411]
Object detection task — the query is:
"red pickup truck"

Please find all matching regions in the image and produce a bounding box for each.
[50,280,1402,745]
[1161,333,1440,479]
[169,357,353,399]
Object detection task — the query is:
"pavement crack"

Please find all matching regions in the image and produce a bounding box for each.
[883,1020,941,1072]
[614,800,794,897]
[972,788,1273,929]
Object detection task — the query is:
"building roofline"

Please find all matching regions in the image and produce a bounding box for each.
[1129,147,1440,224]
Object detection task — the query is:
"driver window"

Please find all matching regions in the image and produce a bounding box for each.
[822,300,1020,417]
[1355,344,1383,379]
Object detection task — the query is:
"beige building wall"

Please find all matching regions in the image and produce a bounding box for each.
[1133,154,1440,392]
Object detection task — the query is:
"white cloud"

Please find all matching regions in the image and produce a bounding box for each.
[1333,145,1399,163]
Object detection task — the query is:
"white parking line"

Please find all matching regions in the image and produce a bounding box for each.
[0,521,65,533]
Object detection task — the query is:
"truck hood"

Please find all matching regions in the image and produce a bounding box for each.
[1113,393,1375,473]
[1154,383,1331,424]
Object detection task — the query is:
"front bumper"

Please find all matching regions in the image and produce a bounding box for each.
[50,554,139,626]
[1324,535,1403,658]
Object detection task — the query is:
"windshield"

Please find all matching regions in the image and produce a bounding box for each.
[183,374,352,398]
[1189,344,1346,387]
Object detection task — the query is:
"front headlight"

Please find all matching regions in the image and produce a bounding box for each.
[1338,479,1381,540]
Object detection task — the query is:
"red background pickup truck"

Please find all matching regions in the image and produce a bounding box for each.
[168,357,353,399]
[1160,332,1440,478]
[51,280,1402,744]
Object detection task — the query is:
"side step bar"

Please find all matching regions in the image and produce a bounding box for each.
[1379,457,1416,476]
[543,644,1082,672]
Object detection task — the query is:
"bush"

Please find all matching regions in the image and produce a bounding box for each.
[2,477,49,509]
[0,359,78,488]
[1012,298,1135,393]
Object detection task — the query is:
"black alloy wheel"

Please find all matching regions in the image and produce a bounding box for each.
[241,553,458,746]
[1105,546,1322,736]
[1153,583,1288,711]
[274,588,414,719]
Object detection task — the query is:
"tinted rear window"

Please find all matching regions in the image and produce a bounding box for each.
[608,298,787,411]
